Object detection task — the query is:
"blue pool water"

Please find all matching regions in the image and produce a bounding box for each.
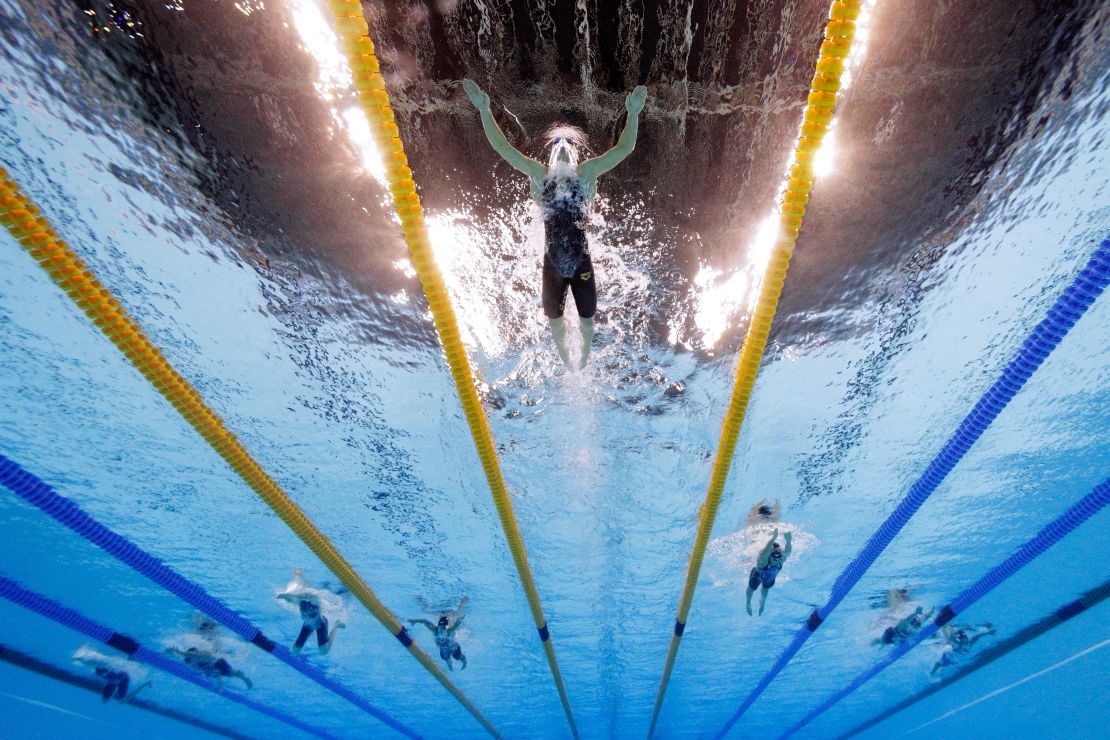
[1,1,1108,738]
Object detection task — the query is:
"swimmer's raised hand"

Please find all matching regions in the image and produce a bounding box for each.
[462,79,490,110]
[625,85,647,116]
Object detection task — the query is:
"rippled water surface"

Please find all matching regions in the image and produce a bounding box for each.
[1,1,1108,738]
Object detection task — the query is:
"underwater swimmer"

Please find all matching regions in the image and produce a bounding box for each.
[276,591,345,656]
[409,614,468,671]
[164,646,253,689]
[874,606,934,647]
[72,646,151,703]
[931,623,995,675]
[462,79,648,369]
[746,529,793,616]
[276,569,346,656]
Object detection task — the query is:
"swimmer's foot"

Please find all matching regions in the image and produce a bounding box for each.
[746,602,753,617]
[124,681,152,703]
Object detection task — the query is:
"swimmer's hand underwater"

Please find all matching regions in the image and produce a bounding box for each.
[625,85,648,115]
[462,79,490,110]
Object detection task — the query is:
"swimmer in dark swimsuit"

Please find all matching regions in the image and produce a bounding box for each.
[746,529,793,616]
[72,646,150,703]
[276,590,345,656]
[931,623,995,674]
[463,79,648,369]
[873,606,934,646]
[409,615,467,671]
[165,646,253,689]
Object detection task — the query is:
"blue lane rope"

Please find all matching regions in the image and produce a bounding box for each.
[715,238,1110,738]
[779,476,1110,739]
[0,575,332,738]
[0,453,420,739]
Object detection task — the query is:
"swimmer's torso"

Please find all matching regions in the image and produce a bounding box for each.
[536,169,589,278]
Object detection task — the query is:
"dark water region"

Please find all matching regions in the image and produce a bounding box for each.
[31,0,1105,355]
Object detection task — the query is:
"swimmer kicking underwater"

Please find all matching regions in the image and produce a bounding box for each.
[463,79,648,369]
[746,529,793,616]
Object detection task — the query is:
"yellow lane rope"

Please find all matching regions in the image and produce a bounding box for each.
[0,170,500,738]
[324,2,579,737]
[646,2,863,736]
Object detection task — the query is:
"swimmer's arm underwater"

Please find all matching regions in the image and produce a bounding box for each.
[276,591,319,606]
[578,86,647,196]
[463,80,546,180]
[447,615,465,636]
[408,618,437,633]
[757,530,778,568]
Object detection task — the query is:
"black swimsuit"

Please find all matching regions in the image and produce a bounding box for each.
[540,172,596,319]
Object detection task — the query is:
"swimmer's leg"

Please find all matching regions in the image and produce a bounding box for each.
[101,681,115,703]
[293,624,312,655]
[454,646,467,670]
[569,257,597,369]
[115,673,129,701]
[232,670,252,690]
[758,586,770,616]
[746,567,759,616]
[124,681,152,703]
[543,256,573,367]
[578,317,594,369]
[549,317,573,368]
[320,620,346,655]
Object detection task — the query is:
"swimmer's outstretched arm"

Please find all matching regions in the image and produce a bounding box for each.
[462,80,546,180]
[782,531,793,559]
[408,618,437,633]
[578,86,648,192]
[276,591,319,606]
[757,530,778,568]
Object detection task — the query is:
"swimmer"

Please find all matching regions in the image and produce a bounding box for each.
[873,606,934,647]
[931,623,995,675]
[746,529,793,616]
[409,614,467,671]
[165,646,252,689]
[276,591,345,656]
[885,588,913,609]
[72,646,150,703]
[462,79,648,369]
[745,498,781,527]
